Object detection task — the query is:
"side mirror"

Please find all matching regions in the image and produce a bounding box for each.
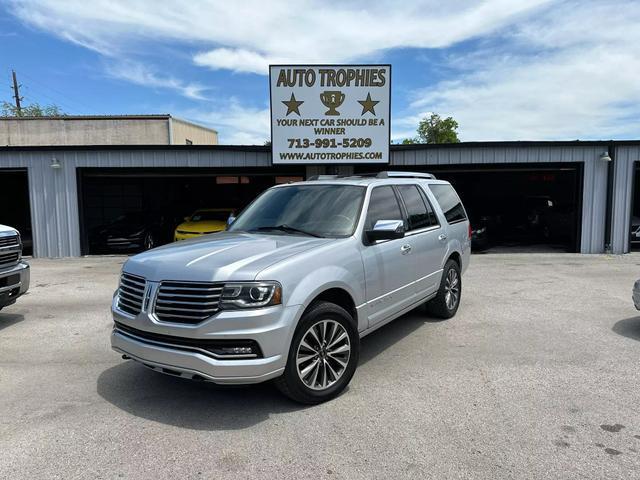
[184,216,190,222]
[227,216,236,226]
[366,219,405,242]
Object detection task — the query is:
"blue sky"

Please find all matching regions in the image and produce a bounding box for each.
[1,0,638,144]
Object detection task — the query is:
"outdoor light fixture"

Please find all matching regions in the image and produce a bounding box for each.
[599,151,612,162]
[50,157,62,169]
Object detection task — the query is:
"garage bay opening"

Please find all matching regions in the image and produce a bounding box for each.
[77,168,304,255]
[0,169,32,256]
[356,163,582,253]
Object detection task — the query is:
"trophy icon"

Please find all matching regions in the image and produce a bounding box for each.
[320,90,345,116]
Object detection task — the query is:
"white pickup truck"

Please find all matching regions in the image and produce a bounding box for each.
[0,224,30,311]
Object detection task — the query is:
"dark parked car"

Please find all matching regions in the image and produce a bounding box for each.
[526,196,575,243]
[630,216,640,246]
[90,212,174,253]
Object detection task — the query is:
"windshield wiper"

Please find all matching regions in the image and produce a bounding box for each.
[250,224,323,238]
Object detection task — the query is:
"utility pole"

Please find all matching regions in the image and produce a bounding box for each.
[11,70,23,116]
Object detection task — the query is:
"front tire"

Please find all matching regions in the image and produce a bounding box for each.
[426,259,462,319]
[276,301,359,404]
[143,232,156,251]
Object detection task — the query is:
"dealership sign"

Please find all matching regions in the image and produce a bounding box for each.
[270,65,390,164]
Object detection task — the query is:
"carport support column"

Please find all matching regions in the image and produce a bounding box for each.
[27,153,82,258]
[610,147,636,254]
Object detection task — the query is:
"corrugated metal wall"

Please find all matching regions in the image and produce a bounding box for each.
[0,149,272,257]
[391,145,607,254]
[611,146,640,254]
[0,144,612,257]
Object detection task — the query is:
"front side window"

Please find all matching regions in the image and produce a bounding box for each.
[364,186,403,231]
[397,185,436,231]
[429,184,467,224]
[228,185,365,237]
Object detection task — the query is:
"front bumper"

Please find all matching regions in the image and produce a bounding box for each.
[103,235,144,251]
[174,231,207,241]
[633,280,640,310]
[111,297,302,384]
[0,261,30,308]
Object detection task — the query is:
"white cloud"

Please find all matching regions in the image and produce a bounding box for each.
[105,61,209,100]
[5,0,640,141]
[397,0,640,140]
[6,0,553,74]
[178,98,271,145]
[193,49,276,76]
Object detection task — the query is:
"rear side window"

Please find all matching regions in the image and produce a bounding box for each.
[429,184,467,224]
[397,185,437,231]
[365,186,403,230]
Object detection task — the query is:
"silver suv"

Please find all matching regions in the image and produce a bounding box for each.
[111,172,470,403]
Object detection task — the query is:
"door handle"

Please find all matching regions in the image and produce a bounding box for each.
[400,244,412,254]
[438,234,448,242]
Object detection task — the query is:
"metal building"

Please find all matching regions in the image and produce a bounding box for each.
[0,140,637,258]
[0,115,219,146]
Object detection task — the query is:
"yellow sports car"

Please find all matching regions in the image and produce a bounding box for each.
[174,208,235,241]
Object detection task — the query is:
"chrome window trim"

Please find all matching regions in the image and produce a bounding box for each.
[404,224,441,237]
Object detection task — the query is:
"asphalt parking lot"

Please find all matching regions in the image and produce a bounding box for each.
[1,254,640,479]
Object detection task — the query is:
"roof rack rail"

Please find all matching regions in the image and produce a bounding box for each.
[375,171,436,179]
[306,174,342,181]
[306,171,436,181]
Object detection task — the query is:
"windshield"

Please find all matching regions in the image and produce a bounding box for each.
[190,211,231,222]
[228,185,365,238]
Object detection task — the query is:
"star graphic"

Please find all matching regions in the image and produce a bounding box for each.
[358,92,379,116]
[282,93,304,116]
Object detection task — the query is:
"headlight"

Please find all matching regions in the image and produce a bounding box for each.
[220,282,282,309]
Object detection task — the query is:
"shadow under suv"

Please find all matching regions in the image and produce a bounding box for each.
[111,172,470,404]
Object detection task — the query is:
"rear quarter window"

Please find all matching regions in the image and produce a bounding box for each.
[429,184,467,224]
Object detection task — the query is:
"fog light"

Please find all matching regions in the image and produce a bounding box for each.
[220,346,254,355]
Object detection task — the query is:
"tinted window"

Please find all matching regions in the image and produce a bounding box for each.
[397,185,436,230]
[365,186,403,231]
[429,184,467,223]
[228,185,365,237]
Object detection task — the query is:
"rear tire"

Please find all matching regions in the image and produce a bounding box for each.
[426,259,461,319]
[276,301,359,404]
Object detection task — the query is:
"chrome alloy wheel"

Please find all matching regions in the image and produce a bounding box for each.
[444,268,460,310]
[296,319,351,391]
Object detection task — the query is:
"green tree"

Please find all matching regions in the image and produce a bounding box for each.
[1,101,65,117]
[399,114,460,144]
[416,113,460,143]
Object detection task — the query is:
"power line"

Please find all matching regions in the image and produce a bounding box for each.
[17,69,95,114]
[21,84,81,115]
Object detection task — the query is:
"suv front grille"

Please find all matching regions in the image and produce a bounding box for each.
[117,273,146,316]
[154,281,223,324]
[0,251,20,266]
[0,235,19,248]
